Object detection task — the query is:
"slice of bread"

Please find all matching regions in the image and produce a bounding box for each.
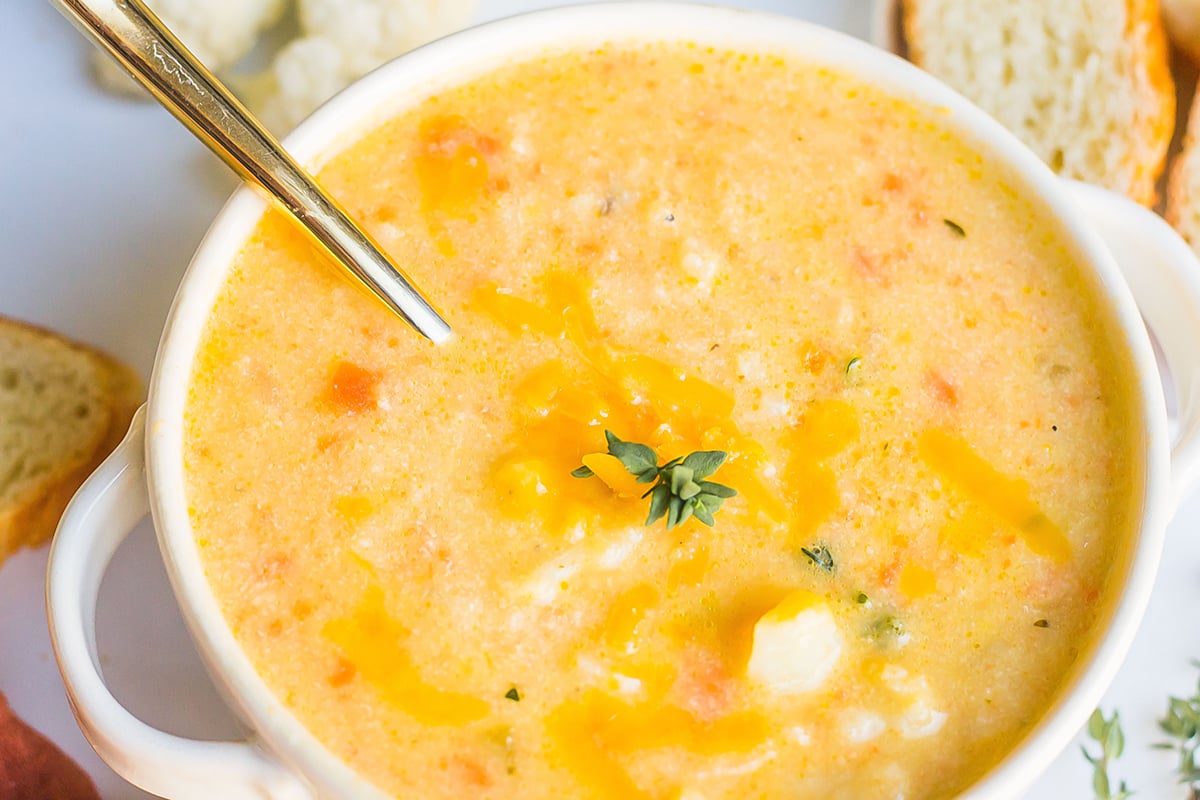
[902,0,1175,207]
[1161,0,1200,63]
[1168,85,1200,249]
[0,318,142,566]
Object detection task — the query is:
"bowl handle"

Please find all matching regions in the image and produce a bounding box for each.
[1064,180,1200,510]
[46,406,314,800]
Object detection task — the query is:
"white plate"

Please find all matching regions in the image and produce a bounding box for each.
[0,1,1196,797]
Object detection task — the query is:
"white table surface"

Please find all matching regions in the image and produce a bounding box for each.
[2,1,1198,797]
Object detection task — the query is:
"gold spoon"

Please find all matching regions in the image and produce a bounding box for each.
[50,0,453,344]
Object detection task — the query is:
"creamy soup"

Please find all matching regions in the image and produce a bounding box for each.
[184,41,1141,799]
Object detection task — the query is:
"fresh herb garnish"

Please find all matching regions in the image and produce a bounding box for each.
[1083,708,1134,800]
[572,430,737,529]
[864,614,908,647]
[944,218,967,237]
[1034,619,1050,628]
[504,687,521,702]
[855,592,871,606]
[800,544,836,574]
[845,356,864,385]
[1155,663,1200,797]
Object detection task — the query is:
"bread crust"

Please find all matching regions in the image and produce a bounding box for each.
[0,317,142,564]
[902,0,1174,206]
[1127,0,1176,206]
[1167,83,1200,243]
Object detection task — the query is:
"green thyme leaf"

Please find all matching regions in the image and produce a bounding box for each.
[1088,709,1107,741]
[505,687,520,702]
[800,544,835,574]
[692,499,716,526]
[864,614,906,646]
[943,218,966,237]
[666,495,684,529]
[682,450,726,480]
[574,430,737,530]
[1157,662,1200,796]
[670,465,695,495]
[605,431,658,477]
[1084,708,1134,800]
[845,356,864,385]
[646,483,671,525]
[701,483,735,499]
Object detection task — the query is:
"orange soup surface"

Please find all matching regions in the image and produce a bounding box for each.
[185,41,1141,799]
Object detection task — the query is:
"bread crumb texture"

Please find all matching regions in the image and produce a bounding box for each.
[0,320,141,563]
[904,0,1174,206]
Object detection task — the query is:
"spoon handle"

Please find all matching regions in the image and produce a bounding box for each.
[50,0,453,344]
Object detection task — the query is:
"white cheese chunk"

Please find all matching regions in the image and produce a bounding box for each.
[746,590,843,694]
[880,664,948,739]
[840,708,887,743]
[899,702,948,739]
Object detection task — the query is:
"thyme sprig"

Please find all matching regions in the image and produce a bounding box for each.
[1154,662,1200,798]
[571,430,737,529]
[800,544,835,573]
[1083,708,1134,800]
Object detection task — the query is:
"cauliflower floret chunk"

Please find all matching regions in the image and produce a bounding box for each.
[746,590,843,694]
[255,0,476,132]
[89,0,478,136]
[91,0,287,95]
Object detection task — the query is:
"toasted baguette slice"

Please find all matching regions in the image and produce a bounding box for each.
[902,0,1175,206]
[1161,0,1200,63]
[1168,88,1200,251]
[0,318,141,565]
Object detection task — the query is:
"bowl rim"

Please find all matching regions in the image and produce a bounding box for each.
[144,3,1171,797]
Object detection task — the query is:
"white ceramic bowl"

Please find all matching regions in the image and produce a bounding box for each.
[46,4,1200,799]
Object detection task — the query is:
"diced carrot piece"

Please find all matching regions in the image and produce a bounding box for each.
[925,369,959,407]
[325,361,380,414]
[449,755,493,788]
[327,657,356,688]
